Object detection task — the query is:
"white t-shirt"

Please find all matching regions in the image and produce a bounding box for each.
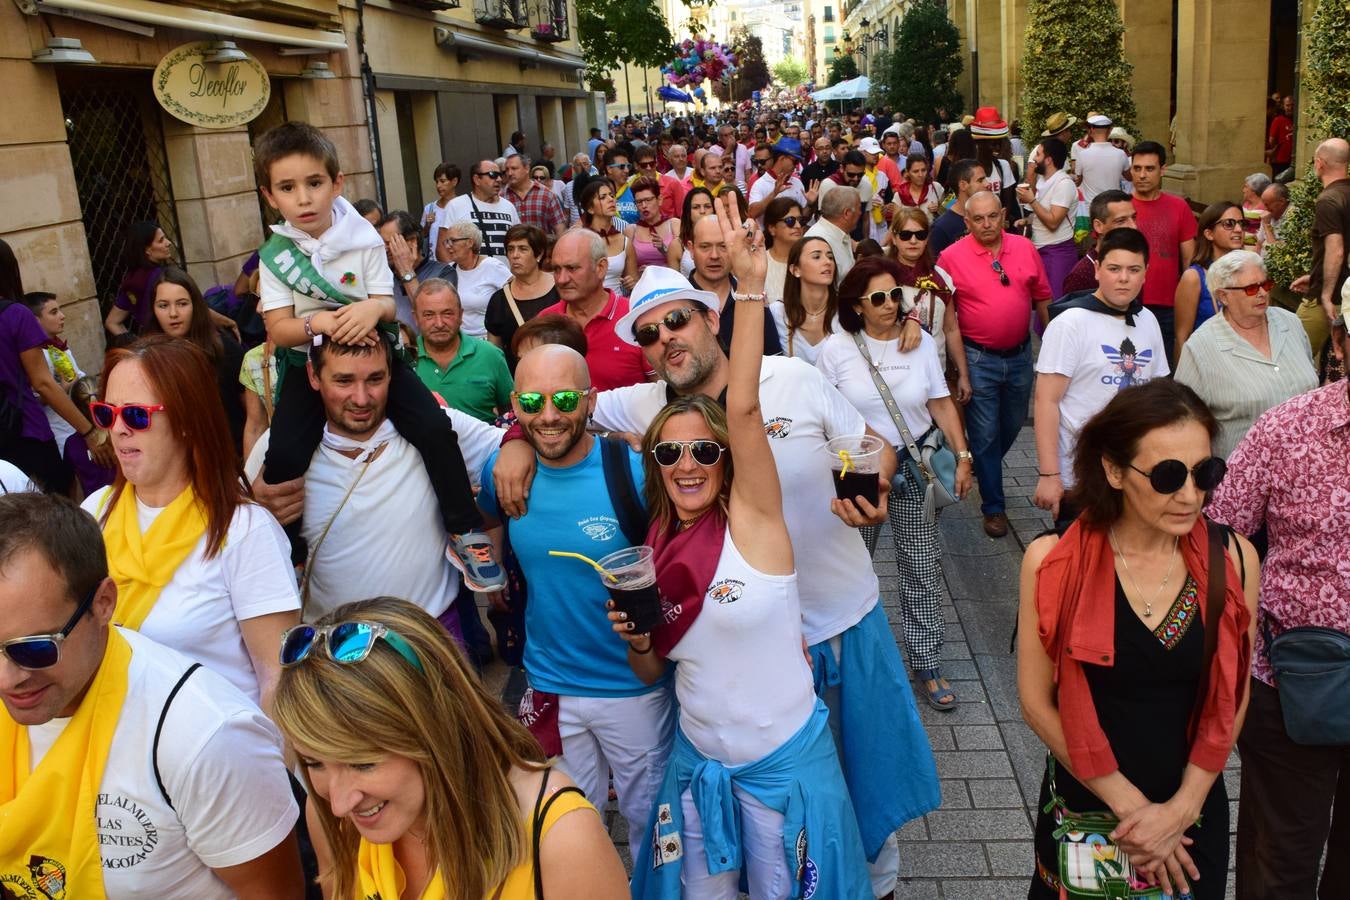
[1035,306,1170,487]
[445,193,519,257]
[1030,170,1078,247]
[592,355,879,645]
[26,629,296,900]
[42,347,86,447]
[769,302,838,367]
[452,255,512,337]
[0,459,34,493]
[748,174,808,216]
[815,330,950,447]
[82,490,300,705]
[243,409,502,621]
[1076,142,1130,203]
[259,244,392,319]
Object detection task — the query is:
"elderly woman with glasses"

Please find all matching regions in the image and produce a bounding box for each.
[1174,249,1317,458]
[1174,200,1247,354]
[442,221,513,337]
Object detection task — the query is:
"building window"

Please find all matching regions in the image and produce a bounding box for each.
[824,25,834,43]
[825,47,835,62]
[824,5,833,22]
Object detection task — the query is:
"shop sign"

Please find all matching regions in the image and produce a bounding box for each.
[153,41,270,129]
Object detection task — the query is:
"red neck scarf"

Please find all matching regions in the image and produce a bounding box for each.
[896,181,929,206]
[1034,516,1251,779]
[894,259,952,302]
[647,510,727,657]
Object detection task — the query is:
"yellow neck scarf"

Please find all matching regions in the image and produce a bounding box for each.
[0,629,133,900]
[356,839,445,900]
[102,485,209,630]
[866,169,883,224]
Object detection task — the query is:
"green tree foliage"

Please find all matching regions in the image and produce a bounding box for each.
[868,50,893,107]
[827,53,858,87]
[886,0,962,123]
[733,32,771,101]
[1266,0,1350,290]
[773,57,809,88]
[1021,0,1135,135]
[576,0,674,93]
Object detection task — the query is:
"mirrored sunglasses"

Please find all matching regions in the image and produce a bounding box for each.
[633,306,699,347]
[652,439,725,467]
[1,582,98,670]
[279,622,423,672]
[513,390,588,415]
[89,401,166,431]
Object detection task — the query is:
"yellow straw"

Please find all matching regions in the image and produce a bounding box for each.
[837,449,854,480]
[548,550,619,583]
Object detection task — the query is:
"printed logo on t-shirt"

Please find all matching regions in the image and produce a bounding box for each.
[764,416,793,438]
[1100,338,1157,389]
[578,515,620,542]
[707,578,745,604]
[26,857,64,900]
[0,869,40,900]
[96,793,159,870]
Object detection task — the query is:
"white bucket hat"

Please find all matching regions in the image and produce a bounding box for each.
[613,266,721,347]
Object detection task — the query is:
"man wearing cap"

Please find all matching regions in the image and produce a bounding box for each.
[492,249,939,900]
[856,136,893,243]
[1075,115,1131,203]
[747,136,815,220]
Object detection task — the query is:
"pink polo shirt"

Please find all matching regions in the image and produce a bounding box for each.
[540,290,653,391]
[937,233,1053,351]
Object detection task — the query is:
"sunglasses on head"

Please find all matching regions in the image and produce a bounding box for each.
[894,229,929,242]
[280,622,424,672]
[1,581,99,670]
[652,439,725,468]
[1222,279,1275,297]
[1128,457,1227,494]
[992,259,1011,287]
[633,306,700,347]
[513,389,589,415]
[90,401,166,431]
[857,287,905,307]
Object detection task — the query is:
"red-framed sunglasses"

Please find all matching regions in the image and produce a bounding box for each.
[89,401,166,431]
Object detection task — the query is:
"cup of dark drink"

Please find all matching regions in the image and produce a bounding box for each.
[597,546,662,635]
[824,435,884,509]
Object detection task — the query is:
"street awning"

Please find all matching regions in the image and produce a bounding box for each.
[37,0,348,50]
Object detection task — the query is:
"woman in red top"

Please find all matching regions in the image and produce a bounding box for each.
[1017,379,1257,900]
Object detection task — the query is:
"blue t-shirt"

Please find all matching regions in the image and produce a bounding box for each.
[479,439,663,697]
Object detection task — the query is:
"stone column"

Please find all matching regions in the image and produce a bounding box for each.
[562,98,585,161]
[495,96,519,156]
[1167,0,1270,201]
[282,73,376,200]
[949,0,974,111]
[539,96,567,159]
[999,0,1027,123]
[1118,0,1173,151]
[371,89,408,212]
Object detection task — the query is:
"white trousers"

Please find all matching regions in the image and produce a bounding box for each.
[554,690,674,841]
[680,785,790,899]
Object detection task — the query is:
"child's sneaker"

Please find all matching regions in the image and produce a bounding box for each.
[447,531,506,592]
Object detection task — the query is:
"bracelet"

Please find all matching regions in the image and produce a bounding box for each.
[732,292,767,303]
[80,424,95,437]
[1038,472,1060,478]
[630,638,654,655]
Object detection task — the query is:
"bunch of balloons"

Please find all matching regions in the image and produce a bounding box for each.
[661,38,738,89]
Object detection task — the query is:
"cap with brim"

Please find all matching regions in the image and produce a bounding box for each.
[1041,112,1078,136]
[969,106,1009,139]
[614,266,721,347]
[857,137,883,155]
[770,136,803,160]
[1087,114,1112,128]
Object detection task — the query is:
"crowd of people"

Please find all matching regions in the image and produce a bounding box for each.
[0,96,1347,900]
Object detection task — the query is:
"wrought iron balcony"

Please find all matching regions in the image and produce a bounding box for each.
[527,0,569,42]
[475,0,527,29]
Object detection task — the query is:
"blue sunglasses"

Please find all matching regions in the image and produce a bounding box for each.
[279,622,423,672]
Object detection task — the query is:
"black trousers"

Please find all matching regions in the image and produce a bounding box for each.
[1,435,72,494]
[262,354,482,536]
[1236,678,1350,899]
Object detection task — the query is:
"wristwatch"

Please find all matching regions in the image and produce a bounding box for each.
[955,450,974,461]
[400,271,416,283]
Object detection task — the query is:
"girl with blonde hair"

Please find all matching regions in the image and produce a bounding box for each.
[272,596,628,900]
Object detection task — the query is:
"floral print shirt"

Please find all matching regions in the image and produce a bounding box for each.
[1207,381,1350,685]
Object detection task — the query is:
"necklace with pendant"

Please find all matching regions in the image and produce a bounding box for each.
[1109,527,1179,618]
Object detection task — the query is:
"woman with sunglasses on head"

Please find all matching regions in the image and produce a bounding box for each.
[1173,200,1246,354]
[677,187,716,278]
[82,334,300,713]
[273,596,629,900]
[815,255,973,712]
[623,176,679,294]
[142,267,248,453]
[577,179,631,296]
[1017,379,1258,900]
[1174,249,1316,459]
[618,199,872,899]
[771,236,838,365]
[762,196,805,302]
[886,208,972,404]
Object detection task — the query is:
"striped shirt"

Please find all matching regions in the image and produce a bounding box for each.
[1173,307,1317,458]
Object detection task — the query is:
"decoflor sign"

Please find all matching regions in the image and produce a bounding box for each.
[153,41,270,129]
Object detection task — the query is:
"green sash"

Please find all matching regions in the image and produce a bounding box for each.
[257,233,400,387]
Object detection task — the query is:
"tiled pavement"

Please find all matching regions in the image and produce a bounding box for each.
[485,421,1241,898]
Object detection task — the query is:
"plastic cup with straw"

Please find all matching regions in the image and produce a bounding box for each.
[549,547,663,634]
[822,434,884,508]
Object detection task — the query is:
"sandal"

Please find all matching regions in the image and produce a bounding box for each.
[916,667,957,711]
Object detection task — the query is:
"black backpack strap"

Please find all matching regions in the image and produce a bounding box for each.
[153,663,201,812]
[600,436,646,546]
[531,767,585,900]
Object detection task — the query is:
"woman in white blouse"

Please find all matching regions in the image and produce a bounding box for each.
[770,236,838,365]
[815,255,972,712]
[84,335,300,712]
[1174,249,1317,459]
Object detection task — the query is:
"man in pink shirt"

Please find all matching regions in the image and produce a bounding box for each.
[937,191,1053,537]
[1129,140,1197,367]
[541,229,653,391]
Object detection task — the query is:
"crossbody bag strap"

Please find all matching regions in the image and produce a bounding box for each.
[851,331,935,484]
[600,435,646,546]
[1189,518,1227,742]
[154,662,202,812]
[503,279,525,327]
[299,442,387,613]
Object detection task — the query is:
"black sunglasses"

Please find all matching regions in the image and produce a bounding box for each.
[652,440,725,467]
[634,306,700,347]
[857,287,905,307]
[754,157,771,167]
[477,170,503,179]
[992,259,1011,287]
[894,229,929,242]
[1,581,99,670]
[1128,457,1227,494]
[777,216,803,228]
